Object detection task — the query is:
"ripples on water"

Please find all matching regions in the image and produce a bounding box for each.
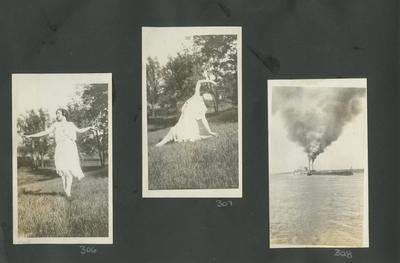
[269,172,365,247]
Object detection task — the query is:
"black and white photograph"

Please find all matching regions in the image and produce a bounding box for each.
[268,79,368,248]
[142,27,242,197]
[12,74,113,244]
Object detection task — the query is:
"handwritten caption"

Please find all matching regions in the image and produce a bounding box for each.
[334,249,352,259]
[216,200,233,207]
[80,246,97,254]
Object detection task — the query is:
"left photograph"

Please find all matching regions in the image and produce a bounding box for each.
[12,73,113,244]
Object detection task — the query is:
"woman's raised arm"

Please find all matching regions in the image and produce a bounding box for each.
[197,79,217,85]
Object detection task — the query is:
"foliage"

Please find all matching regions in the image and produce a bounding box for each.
[160,52,203,114]
[192,35,238,108]
[17,109,55,168]
[68,83,109,167]
[146,34,238,116]
[146,56,163,117]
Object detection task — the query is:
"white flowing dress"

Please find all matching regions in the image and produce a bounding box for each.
[167,95,207,142]
[54,122,84,180]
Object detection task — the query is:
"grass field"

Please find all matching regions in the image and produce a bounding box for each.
[147,108,239,190]
[17,167,109,238]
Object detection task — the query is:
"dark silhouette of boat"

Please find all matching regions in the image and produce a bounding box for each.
[293,168,313,176]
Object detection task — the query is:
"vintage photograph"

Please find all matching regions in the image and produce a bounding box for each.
[142,27,242,198]
[12,74,112,244]
[268,79,368,248]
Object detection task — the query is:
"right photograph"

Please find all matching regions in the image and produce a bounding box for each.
[268,79,368,248]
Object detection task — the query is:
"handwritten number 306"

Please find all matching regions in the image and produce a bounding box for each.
[80,246,97,254]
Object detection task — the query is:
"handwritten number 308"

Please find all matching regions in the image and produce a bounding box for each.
[334,249,352,259]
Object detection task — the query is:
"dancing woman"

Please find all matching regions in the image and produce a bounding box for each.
[155,79,219,147]
[24,109,96,197]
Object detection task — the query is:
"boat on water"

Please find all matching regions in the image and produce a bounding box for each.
[293,168,353,176]
[293,168,313,176]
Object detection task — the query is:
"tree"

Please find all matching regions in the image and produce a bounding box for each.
[68,83,108,167]
[146,56,163,117]
[192,35,238,112]
[161,52,204,114]
[17,109,55,168]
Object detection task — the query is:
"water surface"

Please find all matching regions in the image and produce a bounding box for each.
[269,172,365,247]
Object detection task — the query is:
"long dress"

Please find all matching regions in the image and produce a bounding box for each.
[54,122,84,180]
[167,95,208,142]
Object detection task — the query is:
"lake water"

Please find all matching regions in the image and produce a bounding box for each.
[269,172,367,247]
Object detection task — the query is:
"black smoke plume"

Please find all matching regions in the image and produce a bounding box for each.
[272,86,365,167]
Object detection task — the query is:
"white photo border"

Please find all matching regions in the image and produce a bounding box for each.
[142,27,242,198]
[12,73,113,244]
[268,78,369,248]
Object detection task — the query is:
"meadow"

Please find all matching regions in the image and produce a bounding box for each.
[147,108,239,190]
[17,166,109,238]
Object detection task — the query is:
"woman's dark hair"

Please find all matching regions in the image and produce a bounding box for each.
[56,108,69,121]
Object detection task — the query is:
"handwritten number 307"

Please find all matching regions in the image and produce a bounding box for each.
[334,249,352,259]
[216,200,233,207]
[80,246,97,254]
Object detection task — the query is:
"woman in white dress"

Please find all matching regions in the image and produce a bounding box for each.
[24,109,96,197]
[155,79,219,147]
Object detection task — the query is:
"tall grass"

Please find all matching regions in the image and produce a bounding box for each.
[147,117,239,190]
[17,167,109,238]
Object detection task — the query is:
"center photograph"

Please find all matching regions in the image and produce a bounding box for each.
[142,27,242,198]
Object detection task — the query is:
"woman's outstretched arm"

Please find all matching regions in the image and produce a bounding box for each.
[24,124,55,138]
[200,115,218,137]
[75,126,97,133]
[196,79,217,85]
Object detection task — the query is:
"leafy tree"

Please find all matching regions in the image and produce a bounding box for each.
[146,56,163,117]
[161,52,205,114]
[158,35,238,115]
[192,35,238,111]
[68,83,108,167]
[17,108,55,168]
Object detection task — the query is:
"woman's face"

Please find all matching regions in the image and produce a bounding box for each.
[56,110,64,121]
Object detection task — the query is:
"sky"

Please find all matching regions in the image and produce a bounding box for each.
[142,27,193,66]
[268,79,368,173]
[13,74,110,118]
[142,27,241,67]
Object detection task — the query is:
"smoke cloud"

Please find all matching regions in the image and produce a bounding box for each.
[272,86,365,166]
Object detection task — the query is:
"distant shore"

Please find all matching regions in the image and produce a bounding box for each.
[272,168,364,175]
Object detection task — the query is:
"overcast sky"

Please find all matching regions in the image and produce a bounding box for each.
[142,27,241,67]
[12,74,110,118]
[142,27,193,67]
[268,79,367,173]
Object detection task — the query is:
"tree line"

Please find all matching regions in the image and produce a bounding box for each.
[17,84,109,168]
[146,35,238,117]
